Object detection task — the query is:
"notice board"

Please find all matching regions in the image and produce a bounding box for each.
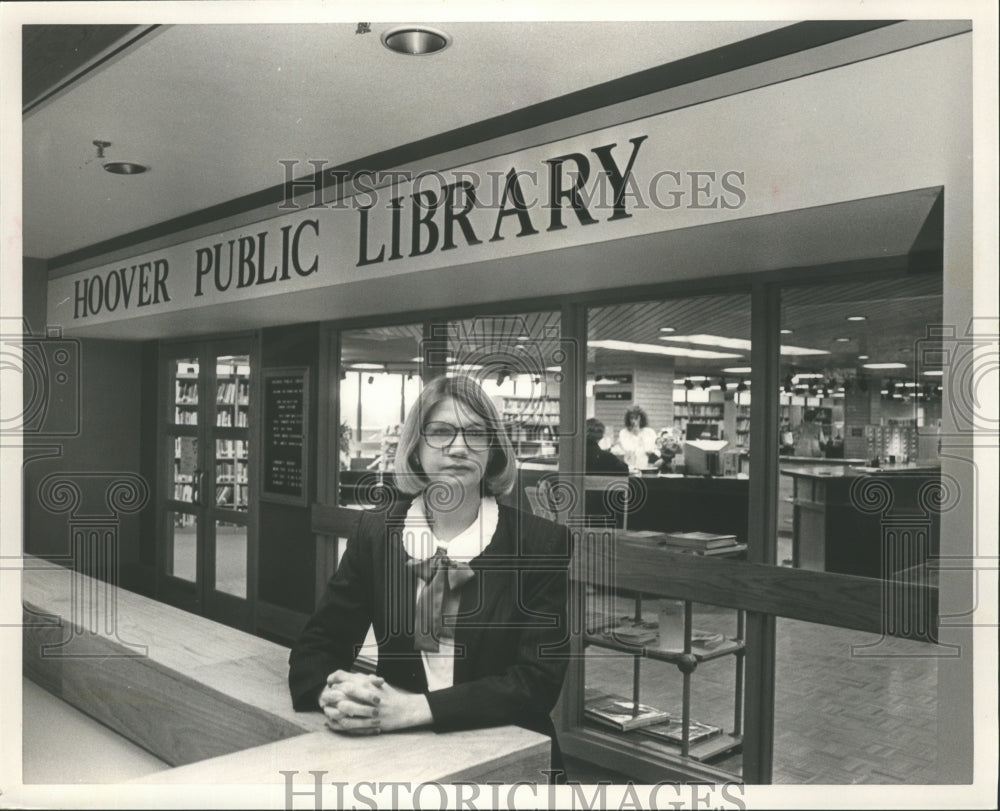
[262,366,309,505]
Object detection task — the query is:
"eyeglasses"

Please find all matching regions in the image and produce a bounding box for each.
[422,421,492,450]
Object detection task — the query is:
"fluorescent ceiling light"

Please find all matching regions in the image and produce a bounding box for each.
[590,340,741,359]
[923,370,943,376]
[846,315,867,321]
[660,334,828,356]
[722,366,752,374]
[780,329,793,335]
[349,363,384,370]
[863,362,907,370]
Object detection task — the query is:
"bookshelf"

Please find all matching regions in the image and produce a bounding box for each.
[672,401,724,440]
[575,534,745,767]
[502,395,559,458]
[171,360,251,515]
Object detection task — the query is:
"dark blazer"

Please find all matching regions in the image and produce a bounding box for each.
[288,498,572,763]
[585,440,629,474]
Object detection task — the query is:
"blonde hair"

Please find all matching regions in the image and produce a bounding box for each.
[393,374,517,496]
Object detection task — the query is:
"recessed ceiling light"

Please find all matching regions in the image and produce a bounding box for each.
[382,26,451,55]
[780,328,793,335]
[846,315,867,321]
[589,340,742,359]
[103,161,148,175]
[660,334,828,356]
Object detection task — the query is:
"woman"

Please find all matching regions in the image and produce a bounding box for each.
[288,374,571,771]
[617,406,658,470]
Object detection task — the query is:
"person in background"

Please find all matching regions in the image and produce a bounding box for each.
[585,418,629,474]
[617,406,659,470]
[793,409,827,458]
[288,374,572,777]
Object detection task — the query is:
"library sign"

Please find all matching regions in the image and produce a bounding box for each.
[49,122,749,329]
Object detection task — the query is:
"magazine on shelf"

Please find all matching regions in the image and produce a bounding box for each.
[638,718,723,745]
[584,695,672,732]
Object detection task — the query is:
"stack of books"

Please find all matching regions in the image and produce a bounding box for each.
[660,531,744,556]
[584,693,671,732]
[638,718,723,746]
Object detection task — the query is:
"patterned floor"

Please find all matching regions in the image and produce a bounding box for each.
[581,599,940,784]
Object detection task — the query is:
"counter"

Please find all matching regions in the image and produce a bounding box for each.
[21,557,550,784]
[781,464,942,579]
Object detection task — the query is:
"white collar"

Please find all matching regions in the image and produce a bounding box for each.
[402,495,499,562]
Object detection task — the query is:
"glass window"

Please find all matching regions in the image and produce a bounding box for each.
[777,274,943,584]
[338,324,423,507]
[579,293,751,778]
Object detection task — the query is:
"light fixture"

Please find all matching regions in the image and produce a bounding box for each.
[659,333,828,357]
[863,362,907,370]
[736,379,748,393]
[684,378,694,390]
[719,378,728,392]
[780,328,793,335]
[722,366,752,374]
[589,339,741,359]
[700,379,710,390]
[846,315,867,322]
[104,161,148,175]
[93,140,148,175]
[923,370,943,376]
[659,327,676,333]
[382,26,451,55]
[350,362,384,370]
[835,337,850,343]
[858,354,870,361]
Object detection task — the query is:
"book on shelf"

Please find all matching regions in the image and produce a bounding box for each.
[617,529,666,545]
[660,531,738,550]
[584,694,671,732]
[638,718,723,745]
[689,629,726,649]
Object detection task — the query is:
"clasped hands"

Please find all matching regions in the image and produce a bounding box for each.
[319,670,432,735]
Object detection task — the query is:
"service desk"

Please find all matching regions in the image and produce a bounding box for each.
[780,464,941,578]
[21,557,550,784]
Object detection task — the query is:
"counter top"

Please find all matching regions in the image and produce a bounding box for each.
[21,556,550,784]
[781,464,941,479]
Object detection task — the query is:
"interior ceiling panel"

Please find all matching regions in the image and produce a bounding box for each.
[22,21,788,259]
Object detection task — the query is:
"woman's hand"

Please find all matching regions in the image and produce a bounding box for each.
[319,670,433,735]
[319,671,384,735]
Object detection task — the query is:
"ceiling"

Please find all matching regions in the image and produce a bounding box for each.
[22,20,789,260]
[21,20,945,386]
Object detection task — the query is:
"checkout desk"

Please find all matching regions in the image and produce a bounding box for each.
[21,557,550,785]
[781,464,942,579]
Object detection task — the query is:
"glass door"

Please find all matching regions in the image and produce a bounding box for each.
[159,338,255,630]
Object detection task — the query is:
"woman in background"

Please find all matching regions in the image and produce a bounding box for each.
[617,405,658,470]
[289,374,571,773]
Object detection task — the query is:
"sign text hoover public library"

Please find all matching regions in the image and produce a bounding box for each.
[70,135,746,320]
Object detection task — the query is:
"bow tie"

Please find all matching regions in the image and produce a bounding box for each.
[405,548,475,652]
[406,548,475,590]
